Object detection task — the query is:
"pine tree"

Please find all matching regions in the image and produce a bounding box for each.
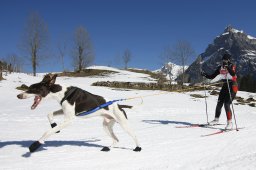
[239,75,256,93]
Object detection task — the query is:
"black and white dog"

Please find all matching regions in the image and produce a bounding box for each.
[17,73,141,152]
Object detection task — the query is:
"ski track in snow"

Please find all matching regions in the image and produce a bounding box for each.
[1,67,256,170]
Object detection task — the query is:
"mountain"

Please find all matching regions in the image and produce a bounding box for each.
[183,26,256,91]
[155,62,188,81]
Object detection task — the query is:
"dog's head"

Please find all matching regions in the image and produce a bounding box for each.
[17,73,58,110]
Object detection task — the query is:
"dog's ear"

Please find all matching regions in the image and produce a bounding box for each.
[42,73,58,86]
[42,74,52,83]
[49,74,58,86]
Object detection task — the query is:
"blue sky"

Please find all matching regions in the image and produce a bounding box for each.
[0,0,256,72]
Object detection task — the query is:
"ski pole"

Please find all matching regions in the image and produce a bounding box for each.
[199,56,209,124]
[226,77,239,131]
[203,83,209,124]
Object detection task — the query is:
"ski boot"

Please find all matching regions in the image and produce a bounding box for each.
[225,120,233,130]
[208,118,219,126]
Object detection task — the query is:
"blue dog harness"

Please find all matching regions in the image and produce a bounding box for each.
[75,99,124,116]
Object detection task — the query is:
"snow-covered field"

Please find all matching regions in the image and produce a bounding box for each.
[1,66,256,170]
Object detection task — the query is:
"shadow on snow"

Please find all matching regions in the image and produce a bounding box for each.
[142,119,195,126]
[0,139,104,157]
[142,119,225,130]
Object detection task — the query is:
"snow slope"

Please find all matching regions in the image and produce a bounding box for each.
[1,67,256,170]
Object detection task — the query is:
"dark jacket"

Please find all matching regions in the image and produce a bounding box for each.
[205,63,238,93]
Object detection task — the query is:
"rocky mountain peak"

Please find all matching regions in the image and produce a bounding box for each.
[182,26,256,91]
[224,25,242,34]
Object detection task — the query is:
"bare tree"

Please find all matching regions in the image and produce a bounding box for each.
[123,49,132,69]
[176,67,184,78]
[4,54,24,72]
[0,60,3,80]
[58,42,67,72]
[160,46,175,82]
[72,26,94,72]
[172,40,195,84]
[21,12,49,76]
[160,46,172,65]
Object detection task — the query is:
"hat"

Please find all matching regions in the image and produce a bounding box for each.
[222,53,231,60]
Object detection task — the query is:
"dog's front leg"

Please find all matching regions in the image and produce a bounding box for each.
[29,118,74,153]
[47,109,64,133]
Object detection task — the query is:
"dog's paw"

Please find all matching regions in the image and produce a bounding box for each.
[133,146,142,152]
[101,147,110,152]
[51,123,60,133]
[29,141,42,152]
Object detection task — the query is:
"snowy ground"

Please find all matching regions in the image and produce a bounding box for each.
[1,67,256,170]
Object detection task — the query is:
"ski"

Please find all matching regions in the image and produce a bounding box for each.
[201,127,244,137]
[201,130,226,137]
[175,123,224,128]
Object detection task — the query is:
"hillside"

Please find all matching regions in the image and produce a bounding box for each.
[1,67,256,170]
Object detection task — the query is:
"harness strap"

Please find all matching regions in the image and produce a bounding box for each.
[72,81,225,117]
[60,87,78,105]
[76,99,124,116]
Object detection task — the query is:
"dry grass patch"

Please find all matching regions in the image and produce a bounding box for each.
[58,69,118,77]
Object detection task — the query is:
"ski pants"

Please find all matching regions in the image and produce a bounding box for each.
[215,82,236,120]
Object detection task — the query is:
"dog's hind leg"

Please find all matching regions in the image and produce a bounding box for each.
[113,105,142,152]
[29,116,74,153]
[101,117,119,151]
[119,120,142,152]
[47,109,63,133]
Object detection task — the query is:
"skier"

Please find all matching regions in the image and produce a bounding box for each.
[201,53,238,130]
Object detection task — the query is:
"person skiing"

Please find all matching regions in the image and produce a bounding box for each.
[201,53,238,130]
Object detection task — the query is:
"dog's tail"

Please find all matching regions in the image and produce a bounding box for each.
[118,105,133,119]
[118,105,133,109]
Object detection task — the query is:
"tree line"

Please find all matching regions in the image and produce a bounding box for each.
[239,75,256,93]
[0,12,133,77]
[1,11,196,86]
[0,57,23,80]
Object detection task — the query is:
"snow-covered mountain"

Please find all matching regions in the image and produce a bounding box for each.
[184,26,256,86]
[155,62,188,81]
